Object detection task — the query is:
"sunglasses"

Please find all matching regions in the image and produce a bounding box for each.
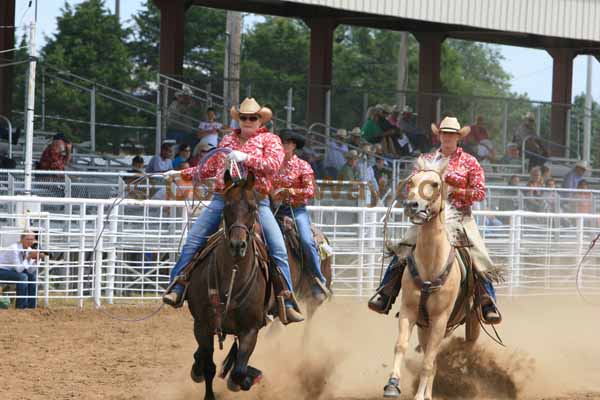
[240,115,259,122]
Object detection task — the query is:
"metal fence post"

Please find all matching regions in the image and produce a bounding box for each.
[325,89,331,130]
[246,84,252,98]
[94,204,104,307]
[155,73,162,157]
[78,203,86,308]
[107,204,118,304]
[43,216,51,307]
[536,106,542,136]
[358,209,366,296]
[90,85,96,153]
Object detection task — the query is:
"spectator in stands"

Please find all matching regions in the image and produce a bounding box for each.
[323,129,349,179]
[372,156,390,183]
[190,142,215,167]
[529,166,544,186]
[299,142,323,179]
[524,179,546,212]
[544,178,562,213]
[464,116,489,156]
[562,161,589,189]
[358,144,379,193]
[373,143,384,157]
[166,85,199,143]
[195,107,224,150]
[0,232,43,309]
[146,143,174,173]
[349,127,362,148]
[128,156,145,174]
[397,106,427,154]
[541,165,551,182]
[172,144,192,169]
[338,150,360,181]
[513,112,548,169]
[38,133,72,171]
[125,156,146,199]
[362,105,397,148]
[575,179,593,215]
[498,142,521,170]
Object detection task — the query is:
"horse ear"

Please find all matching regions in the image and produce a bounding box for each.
[416,155,426,170]
[224,169,233,187]
[244,171,255,190]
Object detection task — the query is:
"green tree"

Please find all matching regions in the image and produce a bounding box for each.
[40,0,141,150]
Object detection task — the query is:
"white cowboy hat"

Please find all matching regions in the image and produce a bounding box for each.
[575,161,590,171]
[175,85,193,97]
[335,128,348,138]
[402,105,413,114]
[230,97,272,124]
[431,117,470,138]
[350,127,362,137]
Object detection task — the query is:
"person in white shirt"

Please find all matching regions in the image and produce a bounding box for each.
[195,107,223,149]
[0,232,43,309]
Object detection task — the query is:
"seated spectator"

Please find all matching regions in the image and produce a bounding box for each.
[464,116,489,156]
[498,175,521,219]
[575,180,593,214]
[128,155,145,174]
[475,139,497,164]
[195,107,223,150]
[166,86,199,143]
[529,166,544,186]
[543,178,561,213]
[323,129,348,179]
[524,179,546,212]
[298,141,323,179]
[372,156,391,183]
[498,142,521,171]
[513,112,548,169]
[338,150,360,181]
[349,127,363,148]
[358,144,378,193]
[397,106,428,153]
[126,155,147,199]
[146,143,174,173]
[562,161,589,189]
[38,133,72,171]
[172,144,192,169]
[0,232,42,309]
[190,142,215,167]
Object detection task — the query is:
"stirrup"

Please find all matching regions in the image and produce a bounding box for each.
[313,277,331,298]
[163,276,188,308]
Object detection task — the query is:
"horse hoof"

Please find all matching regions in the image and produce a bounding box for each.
[190,364,204,383]
[383,377,401,398]
[227,376,241,392]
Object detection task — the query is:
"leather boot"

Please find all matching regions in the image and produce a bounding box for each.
[368,293,391,314]
[284,307,304,324]
[162,291,182,308]
[482,304,502,325]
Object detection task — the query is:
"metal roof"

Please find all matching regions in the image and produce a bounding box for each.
[287,0,600,43]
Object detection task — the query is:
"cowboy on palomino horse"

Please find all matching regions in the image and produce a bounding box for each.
[271,130,330,304]
[162,97,304,324]
[368,116,502,325]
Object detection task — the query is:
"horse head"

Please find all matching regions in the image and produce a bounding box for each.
[222,170,258,258]
[403,155,448,225]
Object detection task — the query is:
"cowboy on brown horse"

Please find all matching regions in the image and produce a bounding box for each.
[368,116,502,325]
[271,130,330,304]
[161,97,304,324]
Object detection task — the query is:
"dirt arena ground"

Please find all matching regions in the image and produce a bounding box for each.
[1,296,600,400]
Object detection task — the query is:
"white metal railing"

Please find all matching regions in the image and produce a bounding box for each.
[0,196,599,308]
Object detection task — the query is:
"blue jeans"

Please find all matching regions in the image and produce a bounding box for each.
[169,194,295,298]
[0,269,37,309]
[276,205,326,284]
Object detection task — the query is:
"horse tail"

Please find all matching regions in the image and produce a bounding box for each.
[219,340,238,379]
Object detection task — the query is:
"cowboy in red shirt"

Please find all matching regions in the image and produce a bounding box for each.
[272,131,329,302]
[162,98,304,324]
[368,117,501,324]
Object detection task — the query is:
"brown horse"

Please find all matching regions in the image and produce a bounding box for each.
[186,171,271,400]
[280,216,333,320]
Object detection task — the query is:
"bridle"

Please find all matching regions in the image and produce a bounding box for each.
[404,168,447,225]
[222,181,257,248]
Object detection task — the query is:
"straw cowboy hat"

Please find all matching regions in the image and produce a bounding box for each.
[230,97,272,124]
[350,127,362,137]
[575,160,590,171]
[431,117,470,138]
[335,128,348,138]
[344,150,359,160]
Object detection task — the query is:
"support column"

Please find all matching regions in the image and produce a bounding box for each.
[415,33,444,131]
[548,48,575,157]
[0,0,16,119]
[154,0,186,76]
[306,18,337,126]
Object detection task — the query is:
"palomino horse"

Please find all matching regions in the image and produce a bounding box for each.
[383,157,480,400]
[186,171,271,400]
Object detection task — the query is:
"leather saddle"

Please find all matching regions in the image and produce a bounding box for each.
[276,215,330,263]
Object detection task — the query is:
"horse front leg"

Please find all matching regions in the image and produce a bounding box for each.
[414,315,448,400]
[231,328,261,391]
[384,305,416,398]
[192,320,216,400]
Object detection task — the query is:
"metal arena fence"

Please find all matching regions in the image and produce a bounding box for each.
[0,196,599,308]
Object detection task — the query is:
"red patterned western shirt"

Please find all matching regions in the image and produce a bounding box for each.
[272,154,316,206]
[181,127,284,196]
[38,140,69,171]
[414,147,486,209]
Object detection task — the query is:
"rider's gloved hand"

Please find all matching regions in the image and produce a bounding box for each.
[226,150,249,163]
[162,170,181,178]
